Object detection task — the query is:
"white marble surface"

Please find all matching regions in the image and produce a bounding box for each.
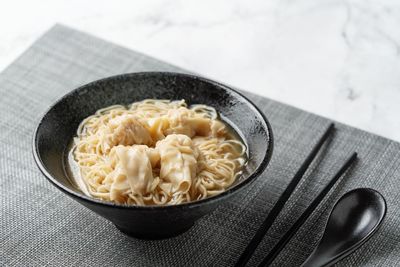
[1,0,400,141]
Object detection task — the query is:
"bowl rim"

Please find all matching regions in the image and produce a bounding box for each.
[32,71,273,211]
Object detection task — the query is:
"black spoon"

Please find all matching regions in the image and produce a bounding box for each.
[301,188,386,267]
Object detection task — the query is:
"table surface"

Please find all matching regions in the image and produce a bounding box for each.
[1,24,400,267]
[1,0,400,141]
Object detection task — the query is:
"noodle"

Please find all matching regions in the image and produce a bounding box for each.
[70,99,246,205]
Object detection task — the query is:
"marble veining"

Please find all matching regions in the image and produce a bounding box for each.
[0,0,399,141]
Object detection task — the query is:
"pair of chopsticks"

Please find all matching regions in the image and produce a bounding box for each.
[235,123,357,267]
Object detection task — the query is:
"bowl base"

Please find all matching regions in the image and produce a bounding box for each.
[114,222,195,240]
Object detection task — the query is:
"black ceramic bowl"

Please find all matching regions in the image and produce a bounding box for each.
[33,72,273,239]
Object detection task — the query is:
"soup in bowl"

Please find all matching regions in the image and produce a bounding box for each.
[33,72,273,239]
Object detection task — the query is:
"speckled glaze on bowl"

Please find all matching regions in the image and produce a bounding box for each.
[33,72,273,239]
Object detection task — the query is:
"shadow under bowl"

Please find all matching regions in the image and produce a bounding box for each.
[33,72,273,239]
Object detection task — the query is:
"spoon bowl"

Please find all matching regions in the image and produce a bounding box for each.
[301,188,386,267]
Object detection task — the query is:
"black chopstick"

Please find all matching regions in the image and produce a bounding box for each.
[258,152,358,267]
[235,123,335,267]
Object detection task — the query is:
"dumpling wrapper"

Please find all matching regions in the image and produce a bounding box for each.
[108,145,160,202]
[210,120,227,137]
[146,117,170,141]
[101,115,153,153]
[156,134,198,193]
[164,107,213,137]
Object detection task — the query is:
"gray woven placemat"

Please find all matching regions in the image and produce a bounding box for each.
[1,24,399,267]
